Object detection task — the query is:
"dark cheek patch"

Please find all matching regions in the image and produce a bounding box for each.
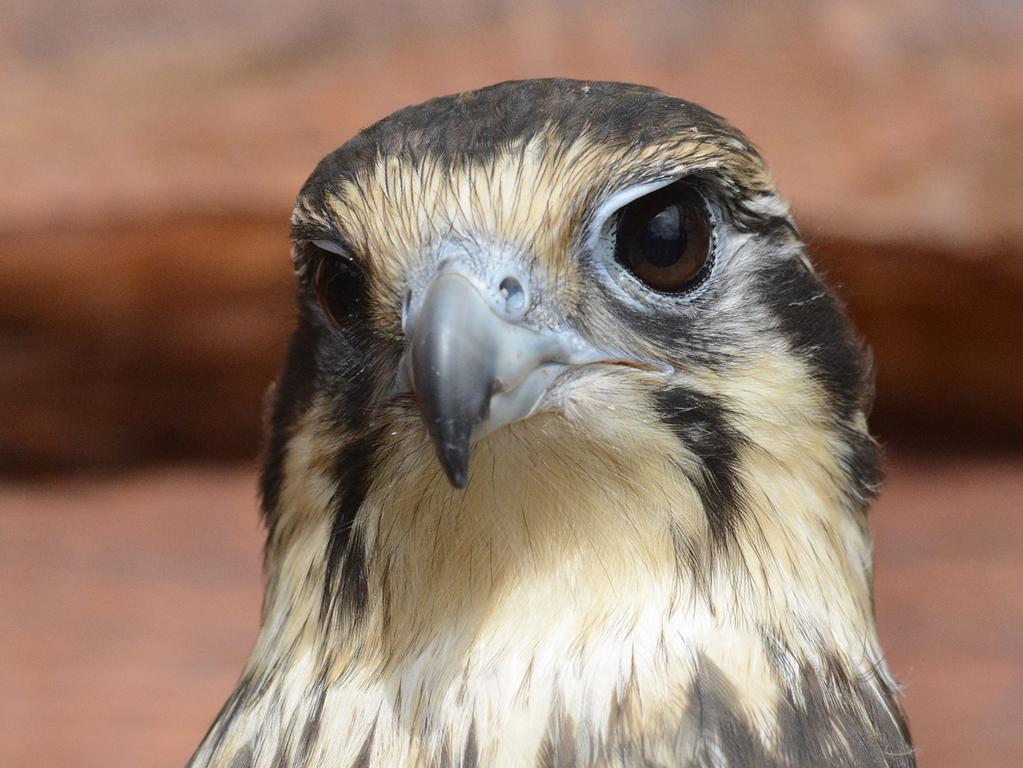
[652,387,748,545]
[261,256,390,625]
[260,272,382,532]
[259,312,322,539]
[757,257,869,422]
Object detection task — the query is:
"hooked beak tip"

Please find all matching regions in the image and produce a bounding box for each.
[446,466,470,490]
[438,440,471,489]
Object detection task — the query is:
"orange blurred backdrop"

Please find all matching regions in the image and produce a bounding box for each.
[1,2,1021,766]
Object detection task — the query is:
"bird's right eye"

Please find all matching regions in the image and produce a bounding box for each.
[613,183,712,294]
[311,242,363,327]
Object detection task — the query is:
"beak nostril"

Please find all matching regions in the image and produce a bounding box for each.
[499,276,526,311]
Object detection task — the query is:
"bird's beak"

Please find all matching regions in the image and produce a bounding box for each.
[396,261,622,488]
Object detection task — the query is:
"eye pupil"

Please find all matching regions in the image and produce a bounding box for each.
[614,183,711,294]
[639,206,687,267]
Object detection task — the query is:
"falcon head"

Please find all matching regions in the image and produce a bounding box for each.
[207,79,911,768]
[275,78,876,532]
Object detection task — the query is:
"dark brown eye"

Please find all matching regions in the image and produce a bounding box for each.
[614,183,712,293]
[312,243,363,327]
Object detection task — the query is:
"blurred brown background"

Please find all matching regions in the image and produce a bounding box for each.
[1,1,1021,766]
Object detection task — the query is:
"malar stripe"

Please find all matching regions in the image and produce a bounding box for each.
[262,239,379,545]
[321,437,377,624]
[652,386,748,544]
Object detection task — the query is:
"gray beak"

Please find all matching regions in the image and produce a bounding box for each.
[397,262,605,488]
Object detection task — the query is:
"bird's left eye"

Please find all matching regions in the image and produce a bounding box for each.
[614,183,711,294]
[311,242,363,327]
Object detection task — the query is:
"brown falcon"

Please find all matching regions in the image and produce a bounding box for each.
[190,79,914,767]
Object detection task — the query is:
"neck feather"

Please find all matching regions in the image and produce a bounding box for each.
[192,398,912,767]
